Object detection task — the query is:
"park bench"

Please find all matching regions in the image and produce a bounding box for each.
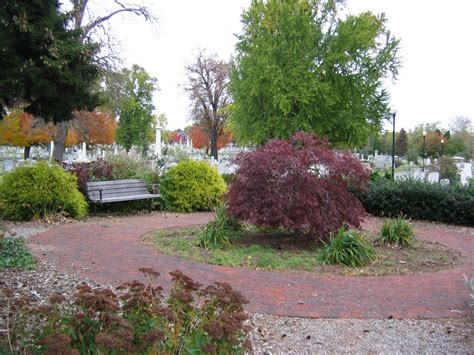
[86,179,160,215]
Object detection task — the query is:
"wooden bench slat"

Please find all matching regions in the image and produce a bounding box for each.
[88,191,150,200]
[87,186,149,195]
[86,183,147,190]
[85,179,160,215]
[96,194,160,203]
[86,179,145,186]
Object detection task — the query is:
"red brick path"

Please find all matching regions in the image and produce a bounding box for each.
[29,213,473,319]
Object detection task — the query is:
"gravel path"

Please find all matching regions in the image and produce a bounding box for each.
[1,218,473,353]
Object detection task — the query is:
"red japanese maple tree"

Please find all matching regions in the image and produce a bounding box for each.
[225,132,369,240]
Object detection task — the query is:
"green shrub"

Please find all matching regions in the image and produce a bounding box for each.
[0,163,87,220]
[160,160,226,212]
[356,179,474,226]
[2,268,251,353]
[197,205,239,249]
[378,215,416,247]
[0,238,36,269]
[319,228,375,267]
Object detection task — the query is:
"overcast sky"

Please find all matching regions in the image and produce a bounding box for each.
[108,0,474,132]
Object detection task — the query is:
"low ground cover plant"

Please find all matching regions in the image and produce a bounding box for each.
[148,225,459,275]
[319,228,375,267]
[160,160,226,212]
[356,179,474,226]
[226,132,369,240]
[1,268,251,354]
[0,237,36,269]
[0,162,87,220]
[377,215,416,247]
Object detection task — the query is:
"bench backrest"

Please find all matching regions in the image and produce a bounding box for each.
[86,179,150,200]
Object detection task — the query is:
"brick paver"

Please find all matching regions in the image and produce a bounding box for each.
[28,213,474,319]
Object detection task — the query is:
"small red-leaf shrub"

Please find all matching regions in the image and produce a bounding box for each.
[225,132,369,239]
[63,159,114,193]
[1,268,251,353]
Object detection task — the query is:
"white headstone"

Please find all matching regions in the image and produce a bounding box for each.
[81,142,87,160]
[4,159,14,172]
[154,127,162,156]
[427,172,439,184]
[440,179,450,186]
[50,141,54,159]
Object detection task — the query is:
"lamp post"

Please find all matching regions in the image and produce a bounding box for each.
[391,109,397,180]
[422,129,426,172]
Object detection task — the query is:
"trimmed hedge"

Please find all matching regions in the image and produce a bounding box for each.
[356,179,474,226]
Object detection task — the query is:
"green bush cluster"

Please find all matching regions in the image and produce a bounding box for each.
[319,228,375,267]
[0,163,87,220]
[356,179,474,226]
[378,215,416,247]
[2,268,251,354]
[160,160,226,212]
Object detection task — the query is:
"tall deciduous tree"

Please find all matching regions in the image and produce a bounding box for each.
[52,0,157,162]
[230,0,400,146]
[185,51,231,160]
[0,0,100,124]
[116,65,157,154]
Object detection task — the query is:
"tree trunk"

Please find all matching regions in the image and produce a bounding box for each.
[24,146,31,160]
[210,129,218,161]
[52,121,68,162]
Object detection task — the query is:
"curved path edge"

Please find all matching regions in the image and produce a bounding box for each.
[28,213,474,319]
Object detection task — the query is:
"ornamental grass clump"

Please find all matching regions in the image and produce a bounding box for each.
[197,205,240,249]
[226,132,369,240]
[319,228,375,267]
[377,215,416,247]
[1,268,251,354]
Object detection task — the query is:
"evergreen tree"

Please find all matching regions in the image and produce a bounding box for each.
[0,0,100,123]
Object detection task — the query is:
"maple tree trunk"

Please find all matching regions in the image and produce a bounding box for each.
[23,146,31,160]
[210,129,218,161]
[52,121,68,162]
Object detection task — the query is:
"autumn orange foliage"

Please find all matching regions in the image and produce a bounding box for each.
[66,110,117,146]
[0,109,117,157]
[189,125,232,151]
[0,110,52,147]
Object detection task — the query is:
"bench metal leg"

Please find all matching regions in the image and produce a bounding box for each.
[93,203,97,216]
[148,199,152,213]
